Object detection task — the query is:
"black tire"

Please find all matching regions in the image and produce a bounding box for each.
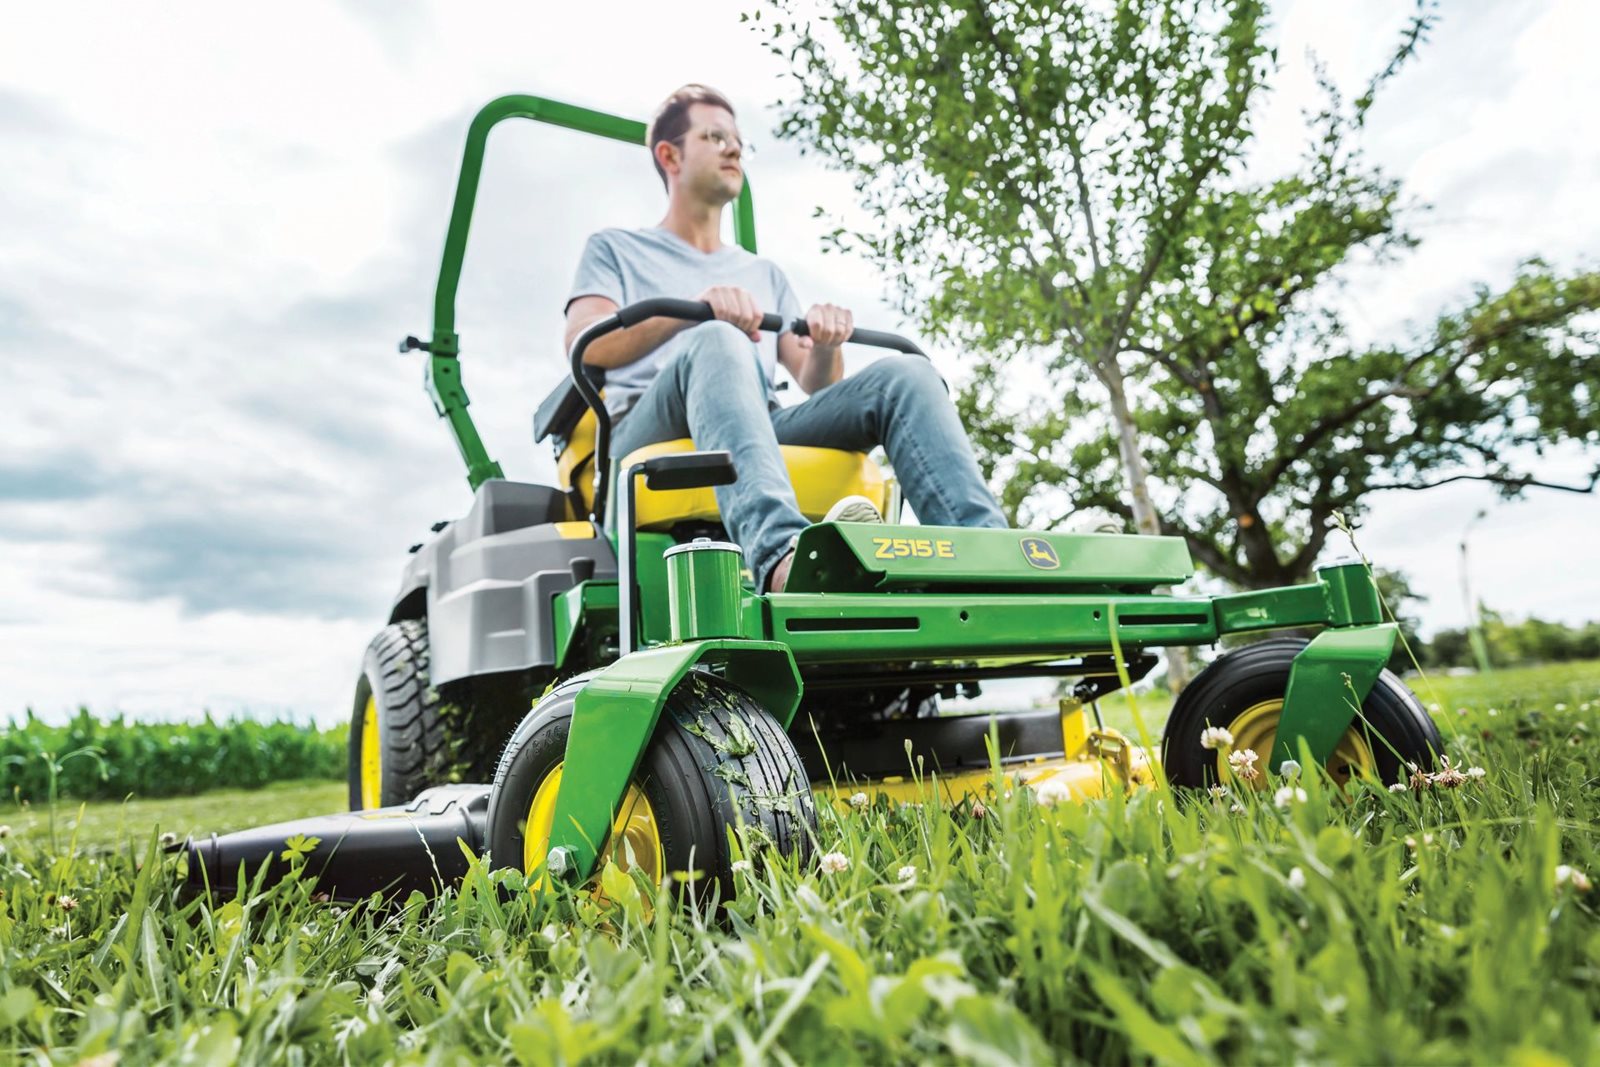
[1162,637,1442,789]
[348,619,448,810]
[486,669,816,900]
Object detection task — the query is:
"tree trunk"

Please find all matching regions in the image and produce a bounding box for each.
[1100,357,1194,693]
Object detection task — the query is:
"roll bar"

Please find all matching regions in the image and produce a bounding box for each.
[400,95,760,491]
[569,297,927,521]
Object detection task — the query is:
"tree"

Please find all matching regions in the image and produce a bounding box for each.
[1374,567,1425,674]
[765,0,1600,601]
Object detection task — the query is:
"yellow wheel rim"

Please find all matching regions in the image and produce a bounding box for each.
[523,763,664,885]
[359,693,383,809]
[1221,698,1375,789]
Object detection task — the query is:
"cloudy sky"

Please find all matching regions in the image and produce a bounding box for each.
[4,1,1597,725]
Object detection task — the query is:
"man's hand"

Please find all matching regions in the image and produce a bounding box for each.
[796,302,853,353]
[699,285,763,341]
[777,302,853,394]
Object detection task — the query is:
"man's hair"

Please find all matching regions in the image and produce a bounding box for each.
[647,84,736,189]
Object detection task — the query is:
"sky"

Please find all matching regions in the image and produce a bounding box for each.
[2,1,1596,726]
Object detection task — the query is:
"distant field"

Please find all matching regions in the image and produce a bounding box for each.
[2,779,346,853]
[2,662,1596,1063]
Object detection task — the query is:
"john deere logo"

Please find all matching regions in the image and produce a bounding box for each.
[1020,537,1059,569]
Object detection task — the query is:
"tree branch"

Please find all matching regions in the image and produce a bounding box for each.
[1127,343,1205,391]
[965,5,1097,334]
[1285,496,1341,578]
[1368,468,1600,495]
[1060,121,1103,278]
[1261,331,1481,488]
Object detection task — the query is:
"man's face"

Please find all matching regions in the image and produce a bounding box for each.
[664,102,745,205]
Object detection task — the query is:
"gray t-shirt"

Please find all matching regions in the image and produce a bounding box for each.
[565,226,804,418]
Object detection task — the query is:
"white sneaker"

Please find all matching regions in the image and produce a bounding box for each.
[1061,506,1126,534]
[823,494,884,524]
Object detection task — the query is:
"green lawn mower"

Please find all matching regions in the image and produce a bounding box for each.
[186,95,1441,902]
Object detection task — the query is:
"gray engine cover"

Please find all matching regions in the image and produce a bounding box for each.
[391,480,618,687]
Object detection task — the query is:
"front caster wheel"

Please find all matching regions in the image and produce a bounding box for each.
[485,670,816,899]
[1162,637,1442,789]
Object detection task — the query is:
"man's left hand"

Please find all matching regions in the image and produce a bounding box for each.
[798,303,853,351]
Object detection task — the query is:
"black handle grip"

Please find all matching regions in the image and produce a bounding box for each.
[786,319,925,356]
[609,298,925,355]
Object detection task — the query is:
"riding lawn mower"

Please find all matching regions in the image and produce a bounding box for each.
[185,95,1441,902]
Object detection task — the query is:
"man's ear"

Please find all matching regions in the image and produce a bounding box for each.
[654,139,680,180]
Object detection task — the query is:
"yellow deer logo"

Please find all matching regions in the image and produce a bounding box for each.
[1020,537,1060,569]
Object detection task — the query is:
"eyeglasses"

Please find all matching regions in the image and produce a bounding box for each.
[673,126,754,158]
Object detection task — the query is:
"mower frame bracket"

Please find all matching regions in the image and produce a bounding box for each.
[1274,622,1398,771]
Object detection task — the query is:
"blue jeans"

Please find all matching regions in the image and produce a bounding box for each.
[610,321,1009,589]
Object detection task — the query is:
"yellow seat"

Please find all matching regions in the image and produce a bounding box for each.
[557,407,887,529]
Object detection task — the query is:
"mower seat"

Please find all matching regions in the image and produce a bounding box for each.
[555,404,887,529]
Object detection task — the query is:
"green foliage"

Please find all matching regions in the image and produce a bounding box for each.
[2,668,1598,1063]
[767,0,1600,589]
[1,709,344,803]
[1424,611,1600,671]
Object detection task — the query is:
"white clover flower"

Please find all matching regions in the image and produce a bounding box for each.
[0,825,10,838]
[1388,783,1408,793]
[897,865,917,883]
[1287,867,1307,891]
[1228,748,1261,782]
[159,831,178,848]
[1555,865,1592,893]
[819,851,850,874]
[1273,786,1307,809]
[1199,726,1234,750]
[1229,803,1247,814]
[1464,766,1487,780]
[1428,703,1442,713]
[1430,756,1468,789]
[970,801,987,819]
[1278,759,1302,780]
[1208,785,1229,800]
[849,791,869,809]
[1555,703,1568,712]
[1404,833,1435,852]
[730,859,752,874]
[1033,779,1074,807]
[57,894,79,912]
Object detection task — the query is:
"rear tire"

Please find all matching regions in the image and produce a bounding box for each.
[348,619,448,809]
[486,669,816,900]
[1162,637,1441,789]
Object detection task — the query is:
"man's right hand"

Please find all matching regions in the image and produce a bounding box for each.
[699,285,763,341]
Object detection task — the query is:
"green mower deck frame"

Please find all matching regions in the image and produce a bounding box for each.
[542,524,1396,878]
[408,95,1402,885]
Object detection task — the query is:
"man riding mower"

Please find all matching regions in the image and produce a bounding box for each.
[183,89,1440,904]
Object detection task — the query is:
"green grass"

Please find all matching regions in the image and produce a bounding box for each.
[2,666,1597,1064]
[1,780,346,855]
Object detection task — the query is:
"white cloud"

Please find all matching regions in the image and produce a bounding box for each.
[2,1,1596,725]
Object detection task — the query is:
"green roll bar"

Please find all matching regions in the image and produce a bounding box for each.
[401,94,759,490]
